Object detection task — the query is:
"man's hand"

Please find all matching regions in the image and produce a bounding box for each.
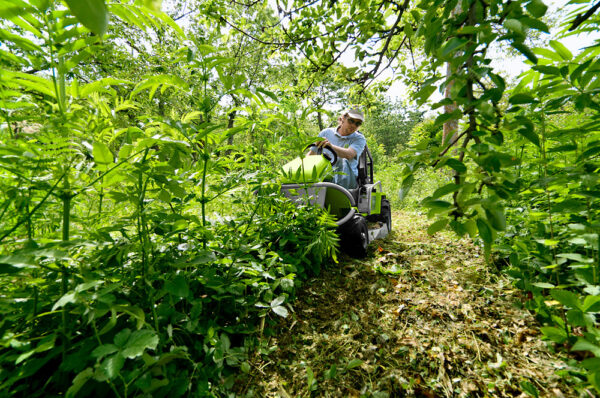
[313,139,356,160]
[315,138,331,149]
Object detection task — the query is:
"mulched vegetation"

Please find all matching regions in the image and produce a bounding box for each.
[235,211,584,397]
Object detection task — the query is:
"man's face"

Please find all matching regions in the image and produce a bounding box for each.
[338,114,362,136]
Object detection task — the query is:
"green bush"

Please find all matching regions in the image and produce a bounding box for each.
[0,179,338,397]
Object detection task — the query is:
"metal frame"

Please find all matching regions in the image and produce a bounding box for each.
[280,182,356,226]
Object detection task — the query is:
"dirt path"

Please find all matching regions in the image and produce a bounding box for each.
[237,211,582,397]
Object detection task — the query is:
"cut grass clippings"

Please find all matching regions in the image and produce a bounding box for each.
[234,211,586,397]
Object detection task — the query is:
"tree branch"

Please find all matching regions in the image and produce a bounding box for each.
[360,0,409,83]
[569,0,600,31]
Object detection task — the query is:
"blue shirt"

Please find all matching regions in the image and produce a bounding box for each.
[317,127,366,189]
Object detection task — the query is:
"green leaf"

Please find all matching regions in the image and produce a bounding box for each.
[550,289,580,310]
[476,218,493,244]
[432,183,460,199]
[0,255,36,274]
[80,77,132,97]
[346,359,363,369]
[520,379,539,398]
[548,144,577,153]
[512,42,538,64]
[583,296,600,312]
[271,296,285,308]
[422,199,452,209]
[113,305,146,329]
[0,1,37,19]
[427,219,448,235]
[93,142,113,165]
[445,158,467,173]
[557,253,593,263]
[66,368,94,398]
[531,282,555,289]
[256,87,279,102]
[52,292,77,310]
[441,37,468,57]
[135,0,162,11]
[100,353,125,380]
[434,109,462,127]
[532,65,561,75]
[464,219,477,238]
[306,365,317,391]
[568,58,591,83]
[114,328,132,347]
[415,85,437,105]
[272,305,289,318]
[526,0,547,18]
[535,239,559,247]
[241,361,251,373]
[566,309,589,327]
[98,310,117,335]
[91,344,119,360]
[0,27,42,52]
[581,357,600,371]
[121,329,159,358]
[540,326,567,343]
[130,75,190,99]
[485,208,506,231]
[549,40,573,61]
[520,16,549,32]
[449,220,467,236]
[572,338,600,357]
[64,0,109,37]
[509,93,535,105]
[532,47,562,62]
[4,70,55,97]
[518,127,540,147]
[399,173,414,201]
[164,275,189,298]
[504,19,524,35]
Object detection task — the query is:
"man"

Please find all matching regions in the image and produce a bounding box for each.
[309,108,367,189]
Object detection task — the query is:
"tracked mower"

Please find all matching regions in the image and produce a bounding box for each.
[280,144,391,258]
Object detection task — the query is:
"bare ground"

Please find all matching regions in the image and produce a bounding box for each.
[235,211,589,397]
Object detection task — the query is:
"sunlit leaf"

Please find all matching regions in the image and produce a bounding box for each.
[549,40,573,61]
[93,142,113,165]
[64,0,109,37]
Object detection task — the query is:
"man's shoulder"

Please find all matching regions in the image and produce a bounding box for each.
[351,131,366,143]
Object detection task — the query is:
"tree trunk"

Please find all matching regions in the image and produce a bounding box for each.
[317,111,324,131]
[443,4,461,146]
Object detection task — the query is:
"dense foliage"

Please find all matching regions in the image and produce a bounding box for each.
[0,1,341,396]
[1,0,600,396]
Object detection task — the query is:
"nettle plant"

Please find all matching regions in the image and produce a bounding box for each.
[0,1,338,396]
